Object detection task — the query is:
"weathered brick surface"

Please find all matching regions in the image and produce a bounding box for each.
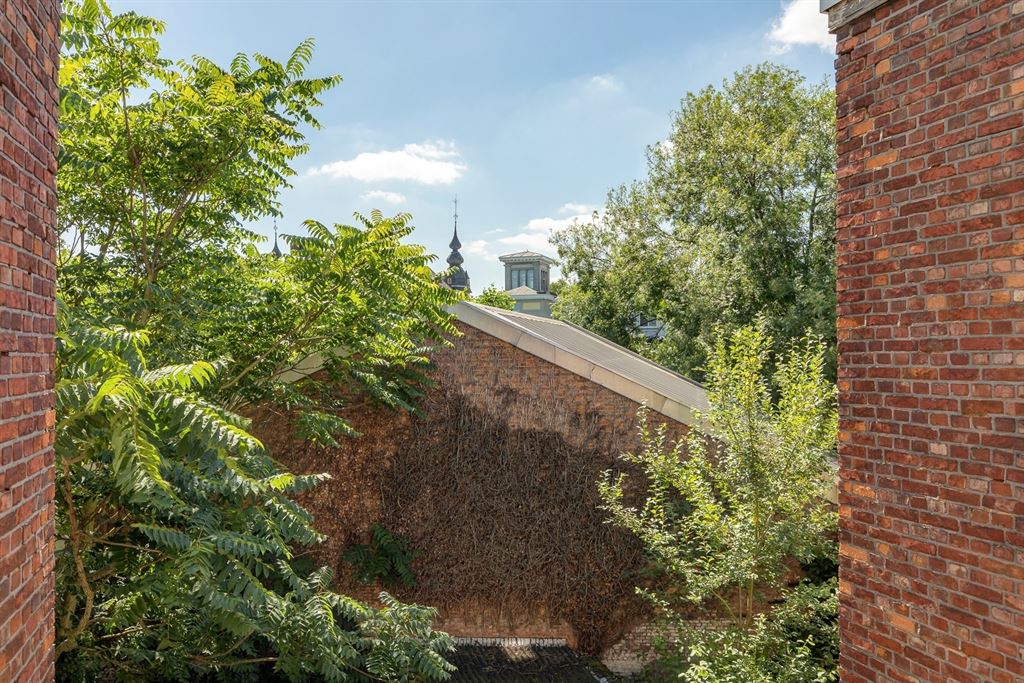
[0,0,59,680]
[832,1,1024,680]
[254,321,689,657]
[433,323,688,452]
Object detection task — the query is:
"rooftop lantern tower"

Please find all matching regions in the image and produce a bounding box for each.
[499,250,557,317]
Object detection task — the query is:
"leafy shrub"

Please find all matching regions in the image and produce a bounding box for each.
[600,320,838,681]
[473,285,516,310]
[55,311,454,681]
[344,524,419,588]
[647,580,838,683]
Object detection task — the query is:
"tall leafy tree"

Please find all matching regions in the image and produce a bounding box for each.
[55,1,458,679]
[472,284,516,310]
[554,64,836,379]
[58,0,458,439]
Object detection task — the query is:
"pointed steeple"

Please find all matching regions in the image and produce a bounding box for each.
[446,197,464,268]
[271,219,282,258]
[443,196,470,292]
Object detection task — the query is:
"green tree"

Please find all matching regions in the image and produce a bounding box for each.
[472,284,515,310]
[55,311,454,681]
[55,1,458,679]
[554,64,836,380]
[59,0,335,323]
[58,0,458,440]
[599,321,838,681]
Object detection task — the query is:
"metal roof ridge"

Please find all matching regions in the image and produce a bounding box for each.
[474,303,704,391]
[554,316,706,391]
[456,302,706,420]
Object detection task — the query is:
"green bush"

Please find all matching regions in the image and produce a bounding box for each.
[646,580,838,683]
[344,524,419,588]
[55,311,455,682]
[600,320,838,681]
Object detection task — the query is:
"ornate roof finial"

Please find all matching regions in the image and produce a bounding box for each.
[272,218,282,258]
[443,195,470,291]
[446,196,463,267]
[449,196,461,251]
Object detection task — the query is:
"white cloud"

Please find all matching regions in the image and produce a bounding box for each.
[361,190,407,204]
[517,215,586,235]
[309,140,466,185]
[586,74,622,93]
[490,207,597,256]
[463,239,497,261]
[767,0,833,53]
[558,202,597,216]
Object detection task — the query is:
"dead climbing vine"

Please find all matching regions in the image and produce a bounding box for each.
[377,374,663,654]
[254,362,688,655]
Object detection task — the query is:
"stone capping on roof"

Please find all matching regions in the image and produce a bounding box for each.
[451,301,708,425]
[820,0,890,32]
[498,251,557,265]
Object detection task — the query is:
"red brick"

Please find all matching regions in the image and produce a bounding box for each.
[0,2,58,681]
[830,0,1023,680]
[251,323,691,651]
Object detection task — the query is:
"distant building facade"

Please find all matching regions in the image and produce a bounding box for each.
[498,251,556,317]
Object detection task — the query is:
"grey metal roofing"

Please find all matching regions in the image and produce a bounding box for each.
[452,302,708,424]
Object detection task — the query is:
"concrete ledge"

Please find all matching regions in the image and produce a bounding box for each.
[515,331,557,364]
[453,637,567,647]
[821,0,890,32]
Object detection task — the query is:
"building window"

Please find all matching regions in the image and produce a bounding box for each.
[511,268,535,289]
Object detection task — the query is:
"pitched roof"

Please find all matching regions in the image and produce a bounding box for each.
[452,302,708,425]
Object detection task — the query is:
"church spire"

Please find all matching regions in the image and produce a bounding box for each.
[271,218,282,258]
[443,196,470,292]
[447,196,464,267]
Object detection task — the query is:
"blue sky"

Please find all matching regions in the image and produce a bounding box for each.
[113,0,836,290]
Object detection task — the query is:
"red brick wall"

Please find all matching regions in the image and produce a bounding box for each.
[433,323,688,451]
[833,0,1024,681]
[0,0,59,679]
[254,321,689,651]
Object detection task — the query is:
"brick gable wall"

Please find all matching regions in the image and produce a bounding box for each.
[253,322,690,659]
[0,0,59,679]
[832,0,1024,680]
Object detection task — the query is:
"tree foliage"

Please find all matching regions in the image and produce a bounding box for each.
[472,284,515,310]
[55,310,454,681]
[599,321,838,680]
[657,579,839,683]
[554,64,836,380]
[56,1,458,679]
[344,524,419,589]
[58,0,459,440]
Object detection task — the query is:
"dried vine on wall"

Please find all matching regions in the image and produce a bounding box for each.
[378,375,655,654]
[252,349,689,655]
